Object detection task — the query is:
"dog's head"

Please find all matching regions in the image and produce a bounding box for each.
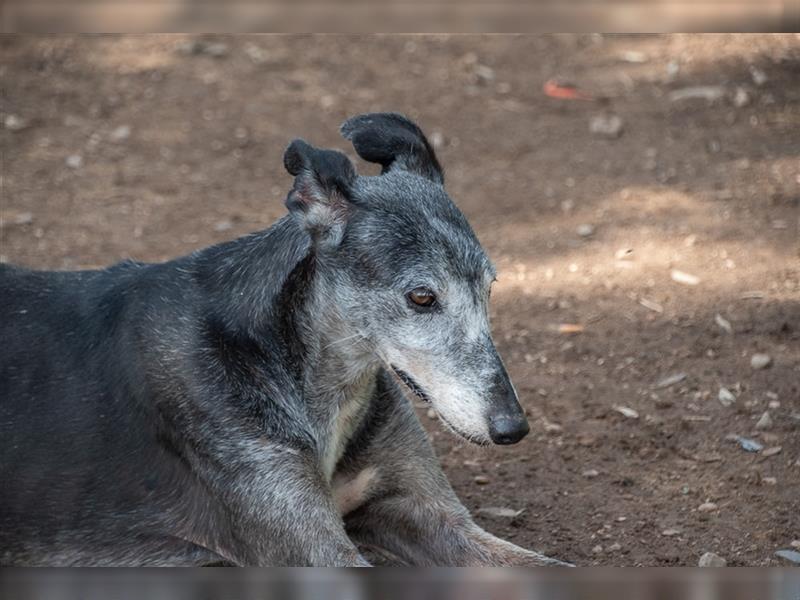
[282,113,528,446]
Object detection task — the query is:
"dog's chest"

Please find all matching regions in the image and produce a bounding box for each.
[320,379,374,481]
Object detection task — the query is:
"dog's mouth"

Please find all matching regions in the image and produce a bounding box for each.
[390,366,431,403]
[389,365,490,446]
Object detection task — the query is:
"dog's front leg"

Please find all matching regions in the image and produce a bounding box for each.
[347,490,570,567]
[200,444,370,567]
[340,381,571,566]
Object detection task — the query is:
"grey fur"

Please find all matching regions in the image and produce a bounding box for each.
[0,113,571,566]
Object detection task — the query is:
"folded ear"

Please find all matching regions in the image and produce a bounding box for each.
[340,113,444,185]
[283,139,356,247]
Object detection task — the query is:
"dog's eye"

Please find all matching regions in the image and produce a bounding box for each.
[407,287,437,309]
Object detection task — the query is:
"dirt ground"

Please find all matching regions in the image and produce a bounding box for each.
[1,34,798,566]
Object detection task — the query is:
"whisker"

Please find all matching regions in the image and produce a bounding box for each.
[320,332,366,352]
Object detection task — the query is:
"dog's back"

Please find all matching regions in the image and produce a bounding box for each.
[0,262,207,564]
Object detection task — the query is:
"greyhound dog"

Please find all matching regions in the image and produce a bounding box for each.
[0,113,571,566]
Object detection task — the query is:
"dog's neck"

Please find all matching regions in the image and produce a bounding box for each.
[290,267,380,478]
[195,217,382,469]
[297,266,381,399]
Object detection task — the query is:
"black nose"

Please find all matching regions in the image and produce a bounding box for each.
[485,357,529,445]
[488,414,530,445]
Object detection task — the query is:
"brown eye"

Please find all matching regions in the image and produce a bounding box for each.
[407,287,437,309]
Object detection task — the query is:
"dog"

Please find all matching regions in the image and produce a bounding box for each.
[0,113,571,566]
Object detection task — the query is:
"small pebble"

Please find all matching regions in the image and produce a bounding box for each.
[749,66,768,87]
[762,477,777,486]
[4,114,29,131]
[732,87,750,108]
[244,43,270,64]
[612,405,639,419]
[204,42,229,58]
[670,269,700,286]
[662,528,680,537]
[213,219,233,232]
[591,544,603,554]
[698,502,718,513]
[734,436,763,452]
[655,372,687,389]
[473,475,490,485]
[669,86,726,103]
[426,408,437,420]
[762,446,781,457]
[620,51,648,63]
[608,542,622,552]
[718,387,736,407]
[750,353,772,370]
[65,154,83,169]
[109,125,131,142]
[790,540,800,550]
[544,421,563,434]
[589,114,624,139]
[14,212,34,225]
[665,61,680,80]
[698,552,727,567]
[582,469,600,479]
[473,64,495,83]
[755,411,773,430]
[714,313,733,334]
[576,224,595,237]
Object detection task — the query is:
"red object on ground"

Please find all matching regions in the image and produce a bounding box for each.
[543,78,594,101]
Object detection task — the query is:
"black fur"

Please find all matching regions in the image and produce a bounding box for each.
[0,216,322,564]
[340,112,443,184]
[0,113,561,567]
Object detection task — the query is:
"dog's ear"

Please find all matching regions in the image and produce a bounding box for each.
[283,139,356,247]
[340,113,443,185]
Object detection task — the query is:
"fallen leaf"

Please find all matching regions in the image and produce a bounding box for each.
[543,79,593,101]
[558,323,584,334]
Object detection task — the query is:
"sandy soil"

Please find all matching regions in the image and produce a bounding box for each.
[1,34,798,566]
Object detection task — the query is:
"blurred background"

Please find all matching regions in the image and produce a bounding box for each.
[1,568,799,599]
[0,34,798,567]
[0,1,792,33]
